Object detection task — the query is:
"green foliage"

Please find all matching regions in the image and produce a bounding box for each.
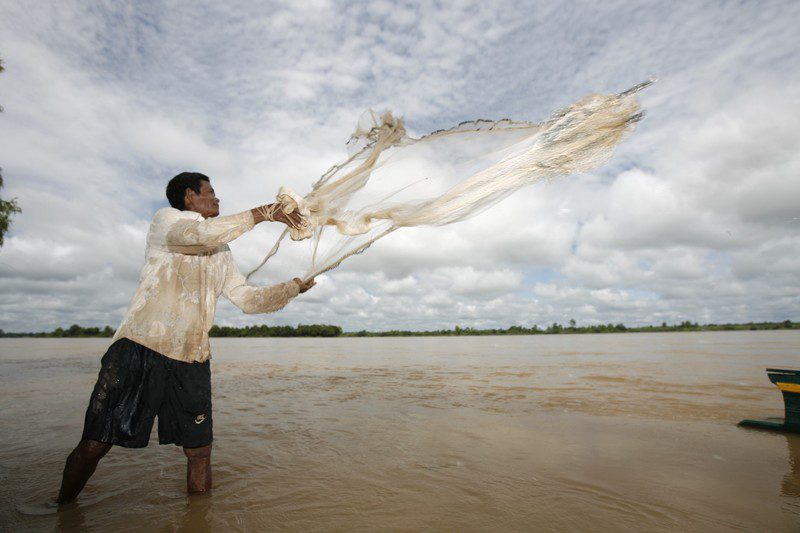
[0,58,21,247]
[0,176,21,246]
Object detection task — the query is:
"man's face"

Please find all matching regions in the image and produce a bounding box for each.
[185,180,220,218]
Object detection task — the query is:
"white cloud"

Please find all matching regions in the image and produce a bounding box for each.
[0,0,799,333]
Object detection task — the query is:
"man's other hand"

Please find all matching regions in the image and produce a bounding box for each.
[252,204,304,228]
[293,277,316,294]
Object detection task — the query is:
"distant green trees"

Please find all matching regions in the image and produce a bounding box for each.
[0,323,343,338]
[208,324,342,337]
[342,320,797,337]
[0,320,795,338]
[0,324,116,338]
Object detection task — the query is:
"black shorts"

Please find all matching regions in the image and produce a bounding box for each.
[81,338,212,448]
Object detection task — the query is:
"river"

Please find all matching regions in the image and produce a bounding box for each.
[1,331,798,531]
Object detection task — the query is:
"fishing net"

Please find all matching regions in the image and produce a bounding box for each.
[247,80,653,282]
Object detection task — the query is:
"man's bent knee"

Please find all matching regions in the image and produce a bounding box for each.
[79,439,112,461]
[183,444,212,460]
[57,440,112,504]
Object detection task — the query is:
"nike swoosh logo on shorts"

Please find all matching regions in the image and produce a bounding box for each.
[195,414,206,424]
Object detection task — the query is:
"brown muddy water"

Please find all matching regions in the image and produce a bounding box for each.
[1,331,799,531]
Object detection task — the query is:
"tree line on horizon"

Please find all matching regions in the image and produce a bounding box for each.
[0,324,117,338]
[0,320,796,338]
[208,324,343,337]
[343,319,797,336]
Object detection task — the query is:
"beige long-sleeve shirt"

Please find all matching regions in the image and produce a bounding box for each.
[113,207,300,363]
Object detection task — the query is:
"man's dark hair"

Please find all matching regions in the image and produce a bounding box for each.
[166,172,210,210]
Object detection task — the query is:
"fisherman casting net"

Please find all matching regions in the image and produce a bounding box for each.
[247,80,653,282]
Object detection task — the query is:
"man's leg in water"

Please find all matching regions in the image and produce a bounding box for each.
[184,444,212,494]
[57,439,112,504]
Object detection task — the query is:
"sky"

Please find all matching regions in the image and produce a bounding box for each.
[0,0,798,333]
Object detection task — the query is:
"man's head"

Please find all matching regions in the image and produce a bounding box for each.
[166,172,220,218]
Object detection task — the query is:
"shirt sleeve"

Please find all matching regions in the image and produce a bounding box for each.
[162,209,256,255]
[222,253,301,314]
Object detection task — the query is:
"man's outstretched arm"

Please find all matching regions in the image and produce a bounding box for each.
[221,254,315,314]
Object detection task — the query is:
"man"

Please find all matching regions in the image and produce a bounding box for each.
[57,172,315,504]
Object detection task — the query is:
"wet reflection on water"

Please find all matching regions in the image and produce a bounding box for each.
[1,331,799,531]
[783,434,800,498]
[175,494,213,532]
[55,503,86,531]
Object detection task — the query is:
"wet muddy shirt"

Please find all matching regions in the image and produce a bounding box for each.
[113,207,300,363]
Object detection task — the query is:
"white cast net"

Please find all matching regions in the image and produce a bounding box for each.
[248,80,653,282]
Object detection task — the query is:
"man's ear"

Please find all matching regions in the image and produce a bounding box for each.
[184,187,195,208]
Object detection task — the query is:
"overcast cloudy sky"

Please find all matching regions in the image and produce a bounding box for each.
[1,0,798,333]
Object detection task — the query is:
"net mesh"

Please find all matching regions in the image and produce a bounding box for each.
[247,80,653,282]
